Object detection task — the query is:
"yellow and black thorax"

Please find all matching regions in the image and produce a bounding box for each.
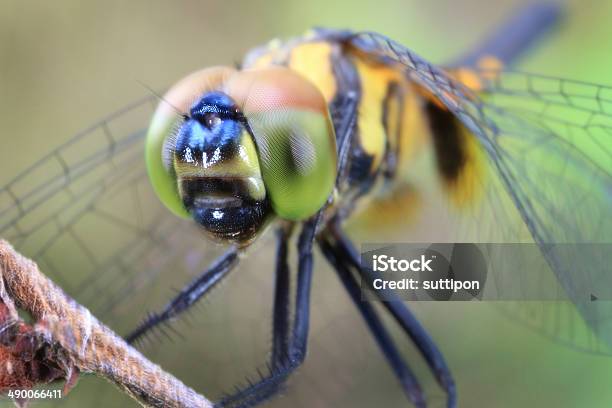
[242,30,481,220]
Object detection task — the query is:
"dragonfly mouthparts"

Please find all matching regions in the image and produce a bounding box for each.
[193,195,243,209]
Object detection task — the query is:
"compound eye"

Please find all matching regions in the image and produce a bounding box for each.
[225,67,337,220]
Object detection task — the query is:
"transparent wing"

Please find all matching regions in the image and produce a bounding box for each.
[0,95,207,328]
[349,32,612,355]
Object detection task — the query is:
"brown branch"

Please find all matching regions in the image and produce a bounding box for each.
[0,240,213,408]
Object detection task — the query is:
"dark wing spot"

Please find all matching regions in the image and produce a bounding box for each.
[425,101,466,182]
[381,81,402,178]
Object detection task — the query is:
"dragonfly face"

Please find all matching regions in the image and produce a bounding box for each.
[171,90,270,243]
[146,66,337,244]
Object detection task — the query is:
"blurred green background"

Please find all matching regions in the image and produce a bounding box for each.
[1,0,612,407]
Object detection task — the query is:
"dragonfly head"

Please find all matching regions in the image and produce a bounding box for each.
[146,66,337,244]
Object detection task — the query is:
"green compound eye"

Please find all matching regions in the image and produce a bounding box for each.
[248,109,336,220]
[145,109,190,219]
[226,66,337,221]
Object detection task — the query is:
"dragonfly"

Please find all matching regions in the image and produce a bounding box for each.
[1,2,611,407]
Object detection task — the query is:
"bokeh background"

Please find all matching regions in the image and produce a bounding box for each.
[1,0,612,407]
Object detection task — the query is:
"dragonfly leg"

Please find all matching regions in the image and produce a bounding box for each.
[271,224,292,367]
[216,218,317,408]
[330,223,457,408]
[319,236,427,408]
[125,247,239,344]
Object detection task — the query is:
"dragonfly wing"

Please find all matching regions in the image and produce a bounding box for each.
[348,32,612,354]
[0,95,214,333]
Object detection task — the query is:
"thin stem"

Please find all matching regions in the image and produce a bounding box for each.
[0,239,212,408]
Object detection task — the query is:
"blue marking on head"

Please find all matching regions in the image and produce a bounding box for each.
[175,92,243,165]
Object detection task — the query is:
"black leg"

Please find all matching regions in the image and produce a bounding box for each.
[271,225,292,367]
[330,224,457,408]
[319,237,427,408]
[126,247,239,344]
[217,217,318,408]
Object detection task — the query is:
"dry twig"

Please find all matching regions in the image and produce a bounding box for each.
[0,240,213,408]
